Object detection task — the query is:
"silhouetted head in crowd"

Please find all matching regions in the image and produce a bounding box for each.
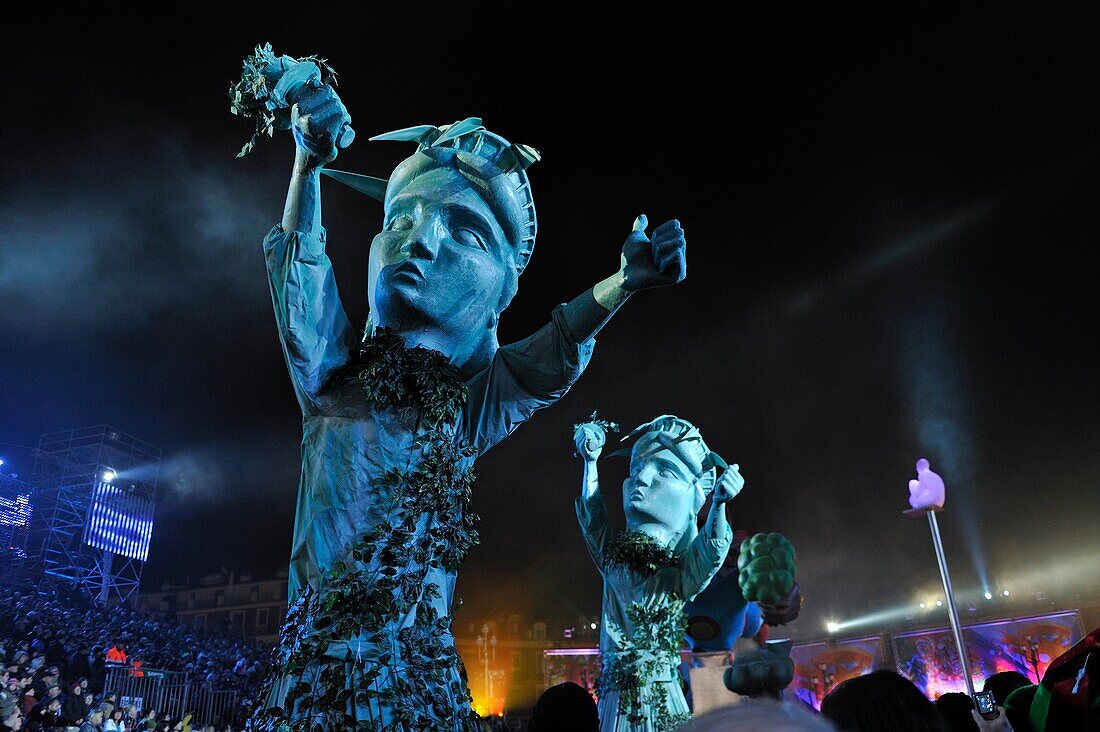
[982,670,1031,706]
[933,692,978,732]
[688,698,836,731]
[527,682,598,732]
[821,671,948,732]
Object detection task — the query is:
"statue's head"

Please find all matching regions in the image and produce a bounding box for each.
[621,415,716,553]
[321,119,539,374]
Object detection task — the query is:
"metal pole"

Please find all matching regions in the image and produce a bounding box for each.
[926,510,976,698]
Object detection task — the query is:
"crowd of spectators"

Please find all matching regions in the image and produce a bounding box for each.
[1,579,1094,731]
[0,583,268,731]
[529,642,1097,732]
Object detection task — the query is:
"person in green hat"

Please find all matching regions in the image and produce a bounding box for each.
[236,49,690,731]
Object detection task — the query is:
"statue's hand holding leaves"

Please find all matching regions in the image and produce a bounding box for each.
[621,215,687,292]
[712,463,745,504]
[573,422,607,462]
[290,82,353,169]
[230,44,354,159]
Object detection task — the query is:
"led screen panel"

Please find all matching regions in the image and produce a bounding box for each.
[790,636,885,710]
[893,610,1084,698]
[82,481,154,561]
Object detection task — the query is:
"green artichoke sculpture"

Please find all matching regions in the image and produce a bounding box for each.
[737,532,796,605]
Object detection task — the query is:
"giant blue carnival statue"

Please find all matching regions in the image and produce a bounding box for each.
[572,416,743,731]
[229,47,688,730]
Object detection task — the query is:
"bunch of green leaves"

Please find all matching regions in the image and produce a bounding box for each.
[597,598,689,731]
[737,532,797,605]
[247,408,481,728]
[573,411,620,435]
[606,529,677,575]
[356,328,468,429]
[228,42,338,157]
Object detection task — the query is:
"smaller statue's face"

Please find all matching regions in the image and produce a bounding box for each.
[368,168,518,349]
[622,446,698,543]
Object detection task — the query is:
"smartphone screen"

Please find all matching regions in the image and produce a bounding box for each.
[975,690,997,715]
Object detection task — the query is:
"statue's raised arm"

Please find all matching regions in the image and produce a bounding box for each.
[231,46,358,414]
[231,44,692,730]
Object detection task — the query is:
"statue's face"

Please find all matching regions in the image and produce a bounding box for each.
[368,168,518,350]
[622,444,699,542]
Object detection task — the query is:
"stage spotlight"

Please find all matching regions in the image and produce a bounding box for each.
[826,621,839,633]
[102,469,116,483]
[590,623,597,630]
[1002,589,1010,597]
[936,600,943,607]
[919,602,926,609]
[0,458,5,466]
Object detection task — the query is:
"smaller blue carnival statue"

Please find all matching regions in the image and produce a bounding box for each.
[573,415,742,731]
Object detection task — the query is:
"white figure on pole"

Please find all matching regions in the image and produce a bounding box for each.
[904,458,976,698]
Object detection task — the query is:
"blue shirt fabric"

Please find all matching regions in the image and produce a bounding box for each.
[575,491,731,731]
[263,224,593,725]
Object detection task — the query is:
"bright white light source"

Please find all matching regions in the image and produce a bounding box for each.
[590,623,597,630]
[985,592,993,600]
[826,621,839,633]
[102,470,117,483]
[1002,590,1010,597]
[919,602,926,609]
[936,600,943,607]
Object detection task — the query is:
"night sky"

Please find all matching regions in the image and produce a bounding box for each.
[3,7,1099,640]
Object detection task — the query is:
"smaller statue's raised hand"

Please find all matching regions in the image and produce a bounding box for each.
[713,464,745,504]
[573,422,607,463]
[620,215,687,292]
[288,80,353,170]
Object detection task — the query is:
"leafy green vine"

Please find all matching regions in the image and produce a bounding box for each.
[247,329,480,731]
[597,598,692,731]
[605,529,677,575]
[354,327,469,428]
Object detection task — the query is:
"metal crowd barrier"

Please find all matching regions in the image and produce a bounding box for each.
[103,665,240,727]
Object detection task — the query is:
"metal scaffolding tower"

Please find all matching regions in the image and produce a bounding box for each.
[30,425,161,604]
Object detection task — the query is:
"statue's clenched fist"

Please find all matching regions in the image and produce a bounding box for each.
[573,422,607,463]
[621,215,687,292]
[289,82,353,169]
[713,464,745,504]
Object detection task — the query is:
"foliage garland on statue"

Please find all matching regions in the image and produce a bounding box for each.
[247,328,481,731]
[605,529,677,575]
[597,598,693,732]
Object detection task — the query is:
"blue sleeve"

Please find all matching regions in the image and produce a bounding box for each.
[680,524,733,600]
[463,304,594,454]
[263,224,356,415]
[575,491,611,571]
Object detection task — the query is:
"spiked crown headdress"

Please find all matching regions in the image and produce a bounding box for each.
[321,117,540,273]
